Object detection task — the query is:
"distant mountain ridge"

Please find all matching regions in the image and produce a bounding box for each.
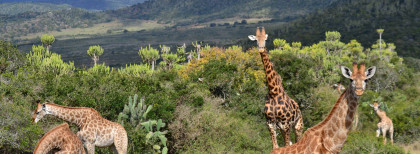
[0,0,146,10]
[110,0,338,25]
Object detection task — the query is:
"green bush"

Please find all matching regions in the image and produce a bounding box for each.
[342,131,405,154]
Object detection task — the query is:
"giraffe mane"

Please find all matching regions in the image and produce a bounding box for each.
[44,103,101,115]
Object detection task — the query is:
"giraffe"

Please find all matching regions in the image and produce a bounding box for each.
[271,62,376,154]
[370,101,394,144]
[32,102,128,154]
[332,83,345,94]
[34,123,85,154]
[248,27,304,149]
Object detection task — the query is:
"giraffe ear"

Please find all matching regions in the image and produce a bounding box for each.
[42,104,46,110]
[341,66,352,79]
[248,35,257,41]
[265,34,268,41]
[369,104,374,107]
[365,66,376,79]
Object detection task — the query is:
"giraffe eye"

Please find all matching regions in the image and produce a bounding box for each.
[36,112,40,114]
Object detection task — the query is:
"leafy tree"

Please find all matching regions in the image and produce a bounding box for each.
[87,45,104,65]
[139,45,160,70]
[273,39,287,50]
[41,34,55,54]
[0,41,25,73]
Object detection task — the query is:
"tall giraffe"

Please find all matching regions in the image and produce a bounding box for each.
[370,102,394,144]
[271,63,376,154]
[249,27,304,149]
[32,102,128,154]
[34,123,85,154]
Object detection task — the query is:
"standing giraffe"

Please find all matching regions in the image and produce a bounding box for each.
[32,102,128,154]
[34,123,85,154]
[249,27,304,149]
[271,62,376,154]
[370,102,394,144]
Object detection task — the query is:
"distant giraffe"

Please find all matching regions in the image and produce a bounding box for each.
[332,83,345,94]
[370,101,394,144]
[249,27,304,149]
[271,63,376,154]
[32,102,128,154]
[34,123,85,154]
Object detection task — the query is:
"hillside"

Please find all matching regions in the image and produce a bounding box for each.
[110,0,338,25]
[0,2,72,15]
[267,0,420,58]
[0,8,112,40]
[0,0,146,10]
[1,0,338,43]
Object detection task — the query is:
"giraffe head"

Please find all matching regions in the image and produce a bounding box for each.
[341,62,376,96]
[248,27,268,51]
[369,102,380,112]
[32,101,48,123]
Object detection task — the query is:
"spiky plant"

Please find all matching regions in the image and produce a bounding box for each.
[118,94,152,129]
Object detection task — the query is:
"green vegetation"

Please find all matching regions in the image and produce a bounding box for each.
[0,2,72,15]
[87,45,104,65]
[41,34,55,54]
[270,0,420,58]
[1,29,419,153]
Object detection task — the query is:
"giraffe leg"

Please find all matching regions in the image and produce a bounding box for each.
[113,126,128,154]
[390,126,394,145]
[382,128,387,145]
[376,123,381,137]
[294,114,304,143]
[85,142,95,154]
[279,124,291,146]
[284,128,291,146]
[267,122,279,149]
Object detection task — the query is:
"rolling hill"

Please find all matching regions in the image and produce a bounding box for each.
[109,0,338,25]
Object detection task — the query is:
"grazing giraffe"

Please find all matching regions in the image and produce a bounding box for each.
[34,123,85,154]
[370,101,394,144]
[271,62,376,154]
[249,27,304,149]
[32,102,128,154]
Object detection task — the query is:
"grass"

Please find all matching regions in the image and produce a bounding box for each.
[16,19,170,41]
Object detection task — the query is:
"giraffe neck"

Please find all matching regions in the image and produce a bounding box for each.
[313,84,360,152]
[259,48,284,97]
[375,109,388,120]
[34,124,68,154]
[45,103,90,127]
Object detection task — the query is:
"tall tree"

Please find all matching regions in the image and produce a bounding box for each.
[138,45,160,70]
[87,45,104,65]
[41,34,55,54]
